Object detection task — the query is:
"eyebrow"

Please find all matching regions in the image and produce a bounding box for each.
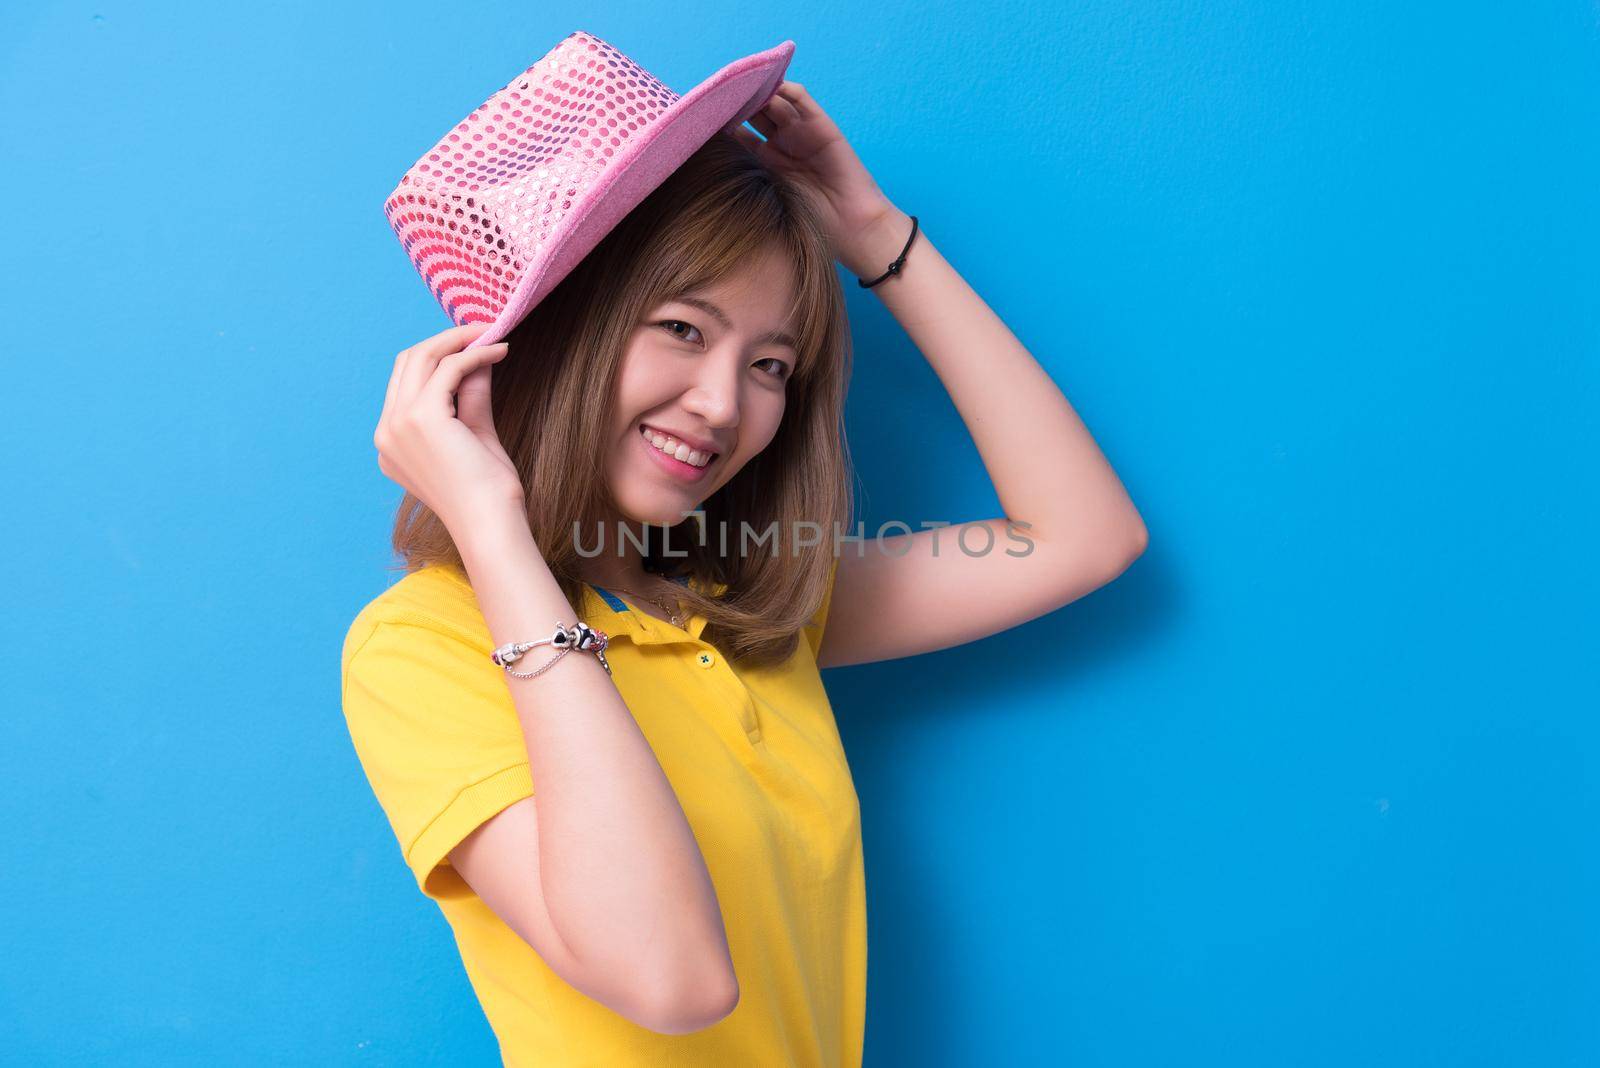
[673,296,799,352]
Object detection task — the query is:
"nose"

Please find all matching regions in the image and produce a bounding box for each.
[679,350,742,433]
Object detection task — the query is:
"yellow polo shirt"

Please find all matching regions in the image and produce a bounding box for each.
[339,560,864,1067]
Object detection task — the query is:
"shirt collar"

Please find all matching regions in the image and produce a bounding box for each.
[582,573,726,647]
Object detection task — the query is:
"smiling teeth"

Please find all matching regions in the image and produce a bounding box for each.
[642,426,713,468]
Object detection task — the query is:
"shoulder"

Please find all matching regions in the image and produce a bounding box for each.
[342,564,490,678]
[339,565,518,743]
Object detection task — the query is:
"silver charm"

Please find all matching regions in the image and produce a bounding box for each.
[490,621,613,677]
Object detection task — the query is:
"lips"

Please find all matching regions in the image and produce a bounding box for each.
[638,424,717,482]
[639,424,720,466]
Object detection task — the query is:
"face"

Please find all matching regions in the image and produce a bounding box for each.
[602,244,801,527]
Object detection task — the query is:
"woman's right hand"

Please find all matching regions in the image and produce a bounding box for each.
[373,324,524,530]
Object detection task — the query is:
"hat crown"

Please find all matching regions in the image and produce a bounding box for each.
[383,30,683,330]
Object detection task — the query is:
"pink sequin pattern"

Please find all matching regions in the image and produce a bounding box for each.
[384,31,682,329]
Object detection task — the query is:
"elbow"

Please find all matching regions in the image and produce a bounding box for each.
[631,969,740,1035]
[1094,515,1148,584]
[1094,514,1145,578]
[1031,508,1148,574]
[567,913,739,1034]
[1122,516,1149,566]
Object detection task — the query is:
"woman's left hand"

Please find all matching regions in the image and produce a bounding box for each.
[732,81,907,278]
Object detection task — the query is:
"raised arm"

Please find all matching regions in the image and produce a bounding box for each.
[818,207,1148,668]
[738,83,1148,669]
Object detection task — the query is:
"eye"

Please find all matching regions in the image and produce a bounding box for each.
[754,357,791,381]
[656,319,704,346]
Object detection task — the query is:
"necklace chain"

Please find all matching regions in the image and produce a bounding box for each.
[604,580,686,627]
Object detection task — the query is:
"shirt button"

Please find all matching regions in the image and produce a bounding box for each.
[697,651,716,668]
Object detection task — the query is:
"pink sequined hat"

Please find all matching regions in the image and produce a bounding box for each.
[383,29,796,350]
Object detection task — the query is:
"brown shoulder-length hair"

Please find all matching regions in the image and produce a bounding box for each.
[390,131,854,668]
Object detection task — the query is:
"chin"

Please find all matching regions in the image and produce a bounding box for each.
[611,489,703,529]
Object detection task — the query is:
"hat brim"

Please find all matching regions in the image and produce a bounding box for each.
[463,39,796,351]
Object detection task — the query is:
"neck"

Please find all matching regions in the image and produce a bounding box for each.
[575,511,672,593]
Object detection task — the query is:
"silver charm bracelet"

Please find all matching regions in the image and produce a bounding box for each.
[490,621,612,678]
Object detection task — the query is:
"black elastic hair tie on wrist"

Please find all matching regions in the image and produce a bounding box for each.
[858,215,920,288]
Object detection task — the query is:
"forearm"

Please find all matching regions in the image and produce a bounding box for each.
[843,208,1148,557]
[456,510,734,1005]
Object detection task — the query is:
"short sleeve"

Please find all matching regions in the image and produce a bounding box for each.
[341,615,534,900]
[802,558,841,661]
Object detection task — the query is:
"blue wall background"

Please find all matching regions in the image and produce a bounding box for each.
[3,1,1595,1063]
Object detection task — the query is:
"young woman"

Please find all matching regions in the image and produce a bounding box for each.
[342,81,1146,1065]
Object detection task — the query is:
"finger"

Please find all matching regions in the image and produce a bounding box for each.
[422,342,509,418]
[747,108,778,139]
[729,125,764,150]
[399,323,493,403]
[381,347,409,424]
[455,361,496,432]
[433,322,493,347]
[775,81,811,110]
[459,325,504,352]
[765,94,802,125]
